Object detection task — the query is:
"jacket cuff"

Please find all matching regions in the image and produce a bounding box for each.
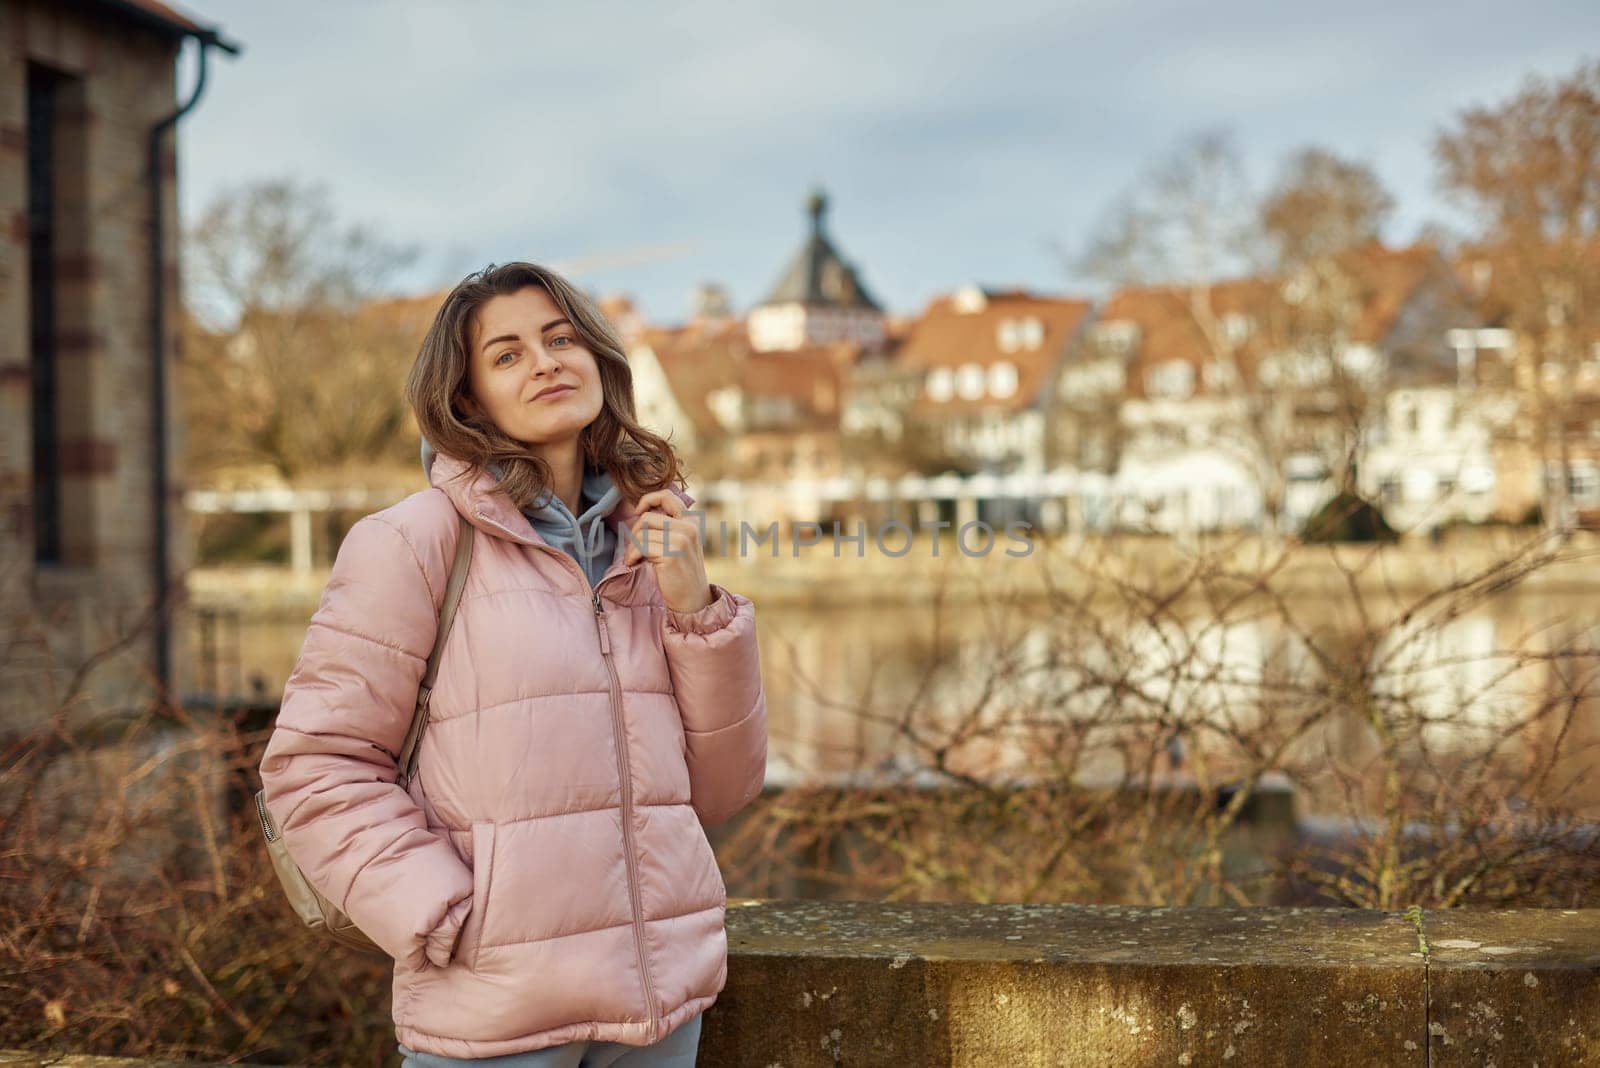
[664,583,738,635]
[424,895,472,968]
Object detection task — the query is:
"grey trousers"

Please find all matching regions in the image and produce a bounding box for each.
[398,1013,701,1068]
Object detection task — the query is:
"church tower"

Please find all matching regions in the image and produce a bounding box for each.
[748,188,886,352]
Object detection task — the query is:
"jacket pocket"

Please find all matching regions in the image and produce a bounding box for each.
[462,821,496,970]
[693,822,728,908]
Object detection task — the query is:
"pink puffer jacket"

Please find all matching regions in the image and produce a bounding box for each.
[257,451,767,1058]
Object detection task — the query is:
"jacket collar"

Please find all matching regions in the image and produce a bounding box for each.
[425,446,695,549]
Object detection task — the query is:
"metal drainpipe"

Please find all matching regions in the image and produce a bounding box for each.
[147,38,212,707]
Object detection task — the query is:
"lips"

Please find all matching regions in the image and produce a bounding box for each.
[533,384,576,401]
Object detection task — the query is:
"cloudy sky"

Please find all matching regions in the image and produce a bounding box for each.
[177,0,1596,322]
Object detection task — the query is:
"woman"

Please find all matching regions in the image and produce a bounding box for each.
[257,262,768,1066]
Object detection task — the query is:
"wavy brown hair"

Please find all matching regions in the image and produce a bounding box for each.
[406,261,683,509]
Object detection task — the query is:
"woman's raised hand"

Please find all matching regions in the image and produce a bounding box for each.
[622,489,712,615]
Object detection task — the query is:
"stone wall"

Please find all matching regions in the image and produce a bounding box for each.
[710,901,1599,1066]
[3,903,1595,1065]
[0,0,189,729]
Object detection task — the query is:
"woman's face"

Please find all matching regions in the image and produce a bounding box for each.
[460,285,606,454]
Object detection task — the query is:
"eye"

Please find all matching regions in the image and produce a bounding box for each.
[494,350,518,366]
[549,334,575,348]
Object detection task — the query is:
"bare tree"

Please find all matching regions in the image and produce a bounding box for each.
[1262,147,1394,268]
[1076,136,1418,537]
[1435,58,1600,535]
[746,530,1600,910]
[181,178,424,481]
[1261,153,1400,502]
[1078,133,1289,537]
[1080,128,1262,287]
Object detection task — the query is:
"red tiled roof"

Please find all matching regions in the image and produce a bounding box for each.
[896,289,1093,414]
[645,322,848,434]
[739,347,846,429]
[1343,243,1441,343]
[645,322,746,435]
[1095,243,1452,398]
[1095,278,1279,398]
[119,0,207,32]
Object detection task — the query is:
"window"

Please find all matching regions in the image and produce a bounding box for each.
[1093,319,1139,356]
[997,317,1045,352]
[1340,345,1378,376]
[1062,359,1127,398]
[707,385,744,429]
[926,367,954,402]
[956,362,986,400]
[1203,360,1238,392]
[27,63,90,567]
[1144,360,1195,399]
[1570,466,1600,504]
[1392,399,1416,437]
[1021,317,1044,349]
[998,319,1021,353]
[28,63,62,564]
[988,361,1018,398]
[1221,313,1254,345]
[953,285,987,314]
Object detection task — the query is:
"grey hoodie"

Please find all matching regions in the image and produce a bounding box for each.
[421,437,623,589]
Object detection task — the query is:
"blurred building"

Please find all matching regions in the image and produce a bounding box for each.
[629,189,891,535]
[747,188,887,353]
[0,0,236,727]
[1051,244,1490,534]
[620,216,1582,541]
[896,285,1093,480]
[1451,247,1600,530]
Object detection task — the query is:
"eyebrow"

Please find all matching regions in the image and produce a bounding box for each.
[480,318,573,355]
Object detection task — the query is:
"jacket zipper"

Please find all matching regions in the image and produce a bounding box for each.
[474,509,661,1040]
[255,790,278,843]
[592,588,660,1042]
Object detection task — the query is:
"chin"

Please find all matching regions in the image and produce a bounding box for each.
[515,423,587,447]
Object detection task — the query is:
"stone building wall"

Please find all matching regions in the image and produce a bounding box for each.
[0,0,191,731]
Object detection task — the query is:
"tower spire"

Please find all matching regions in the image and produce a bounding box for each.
[806,187,828,237]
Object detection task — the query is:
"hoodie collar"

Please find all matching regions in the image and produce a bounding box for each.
[522,463,624,568]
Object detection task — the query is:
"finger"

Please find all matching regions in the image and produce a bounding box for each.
[624,512,669,562]
[627,514,697,560]
[632,489,685,518]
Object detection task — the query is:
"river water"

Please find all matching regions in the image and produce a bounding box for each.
[186,564,1599,819]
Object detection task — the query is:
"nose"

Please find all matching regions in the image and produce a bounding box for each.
[527,345,563,379]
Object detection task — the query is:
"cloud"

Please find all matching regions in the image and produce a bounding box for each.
[179,0,1600,319]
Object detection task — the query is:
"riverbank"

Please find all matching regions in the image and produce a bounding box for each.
[186,526,1600,612]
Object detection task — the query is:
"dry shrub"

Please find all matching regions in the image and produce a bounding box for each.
[0,703,397,1065]
[741,527,1600,910]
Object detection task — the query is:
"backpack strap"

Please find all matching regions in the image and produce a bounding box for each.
[396,511,475,788]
